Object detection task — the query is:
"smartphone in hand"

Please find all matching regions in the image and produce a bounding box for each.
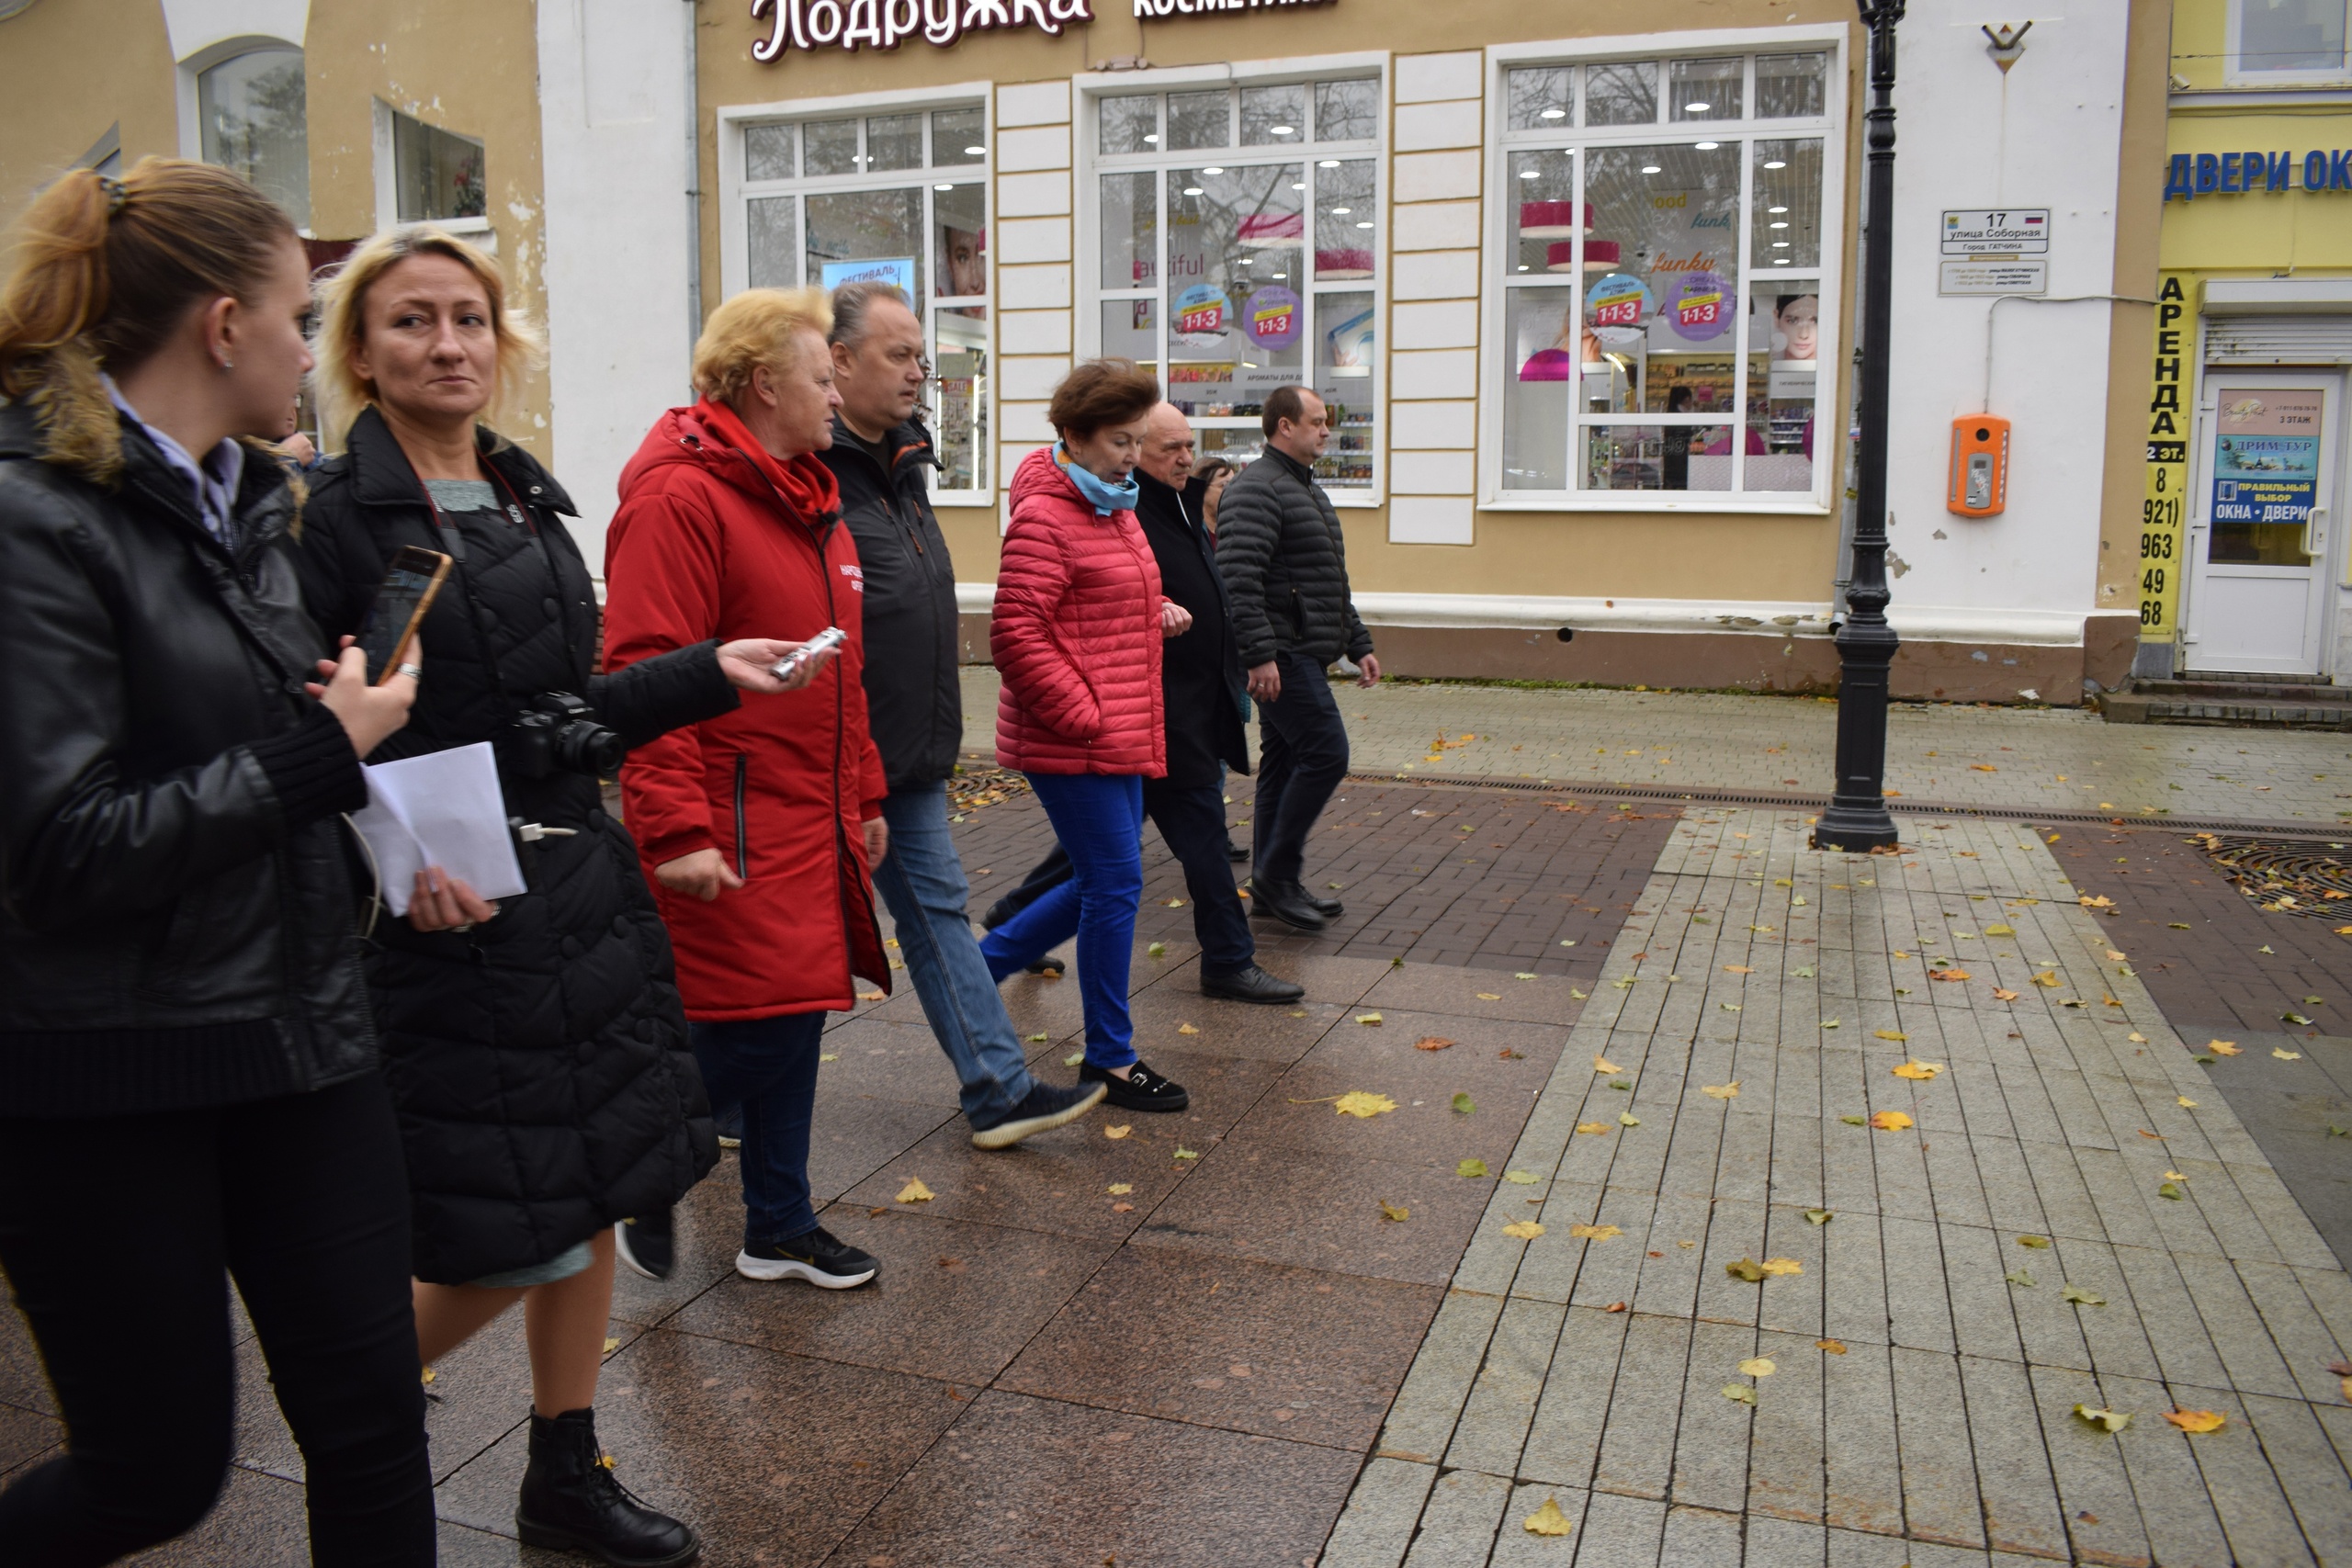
[359,547,453,683]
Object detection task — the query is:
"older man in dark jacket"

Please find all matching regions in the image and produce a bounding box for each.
[820,282,1101,1148]
[1215,386,1380,932]
[1131,405,1303,1004]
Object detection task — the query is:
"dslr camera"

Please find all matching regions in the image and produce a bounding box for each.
[508,693,625,780]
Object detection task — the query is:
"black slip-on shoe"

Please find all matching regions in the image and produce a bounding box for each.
[970,1079,1107,1149]
[1080,1058,1190,1112]
[1247,878,1330,931]
[1201,964,1306,1004]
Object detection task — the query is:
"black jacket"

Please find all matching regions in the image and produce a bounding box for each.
[819,415,962,792]
[1134,470,1248,789]
[0,402,377,1117]
[294,407,729,1283]
[1215,446,1374,668]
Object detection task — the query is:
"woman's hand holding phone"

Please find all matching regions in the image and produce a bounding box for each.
[308,635,417,757]
[719,637,838,694]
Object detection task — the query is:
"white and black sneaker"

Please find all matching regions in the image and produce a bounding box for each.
[736,1225,877,1289]
[1080,1057,1190,1113]
[615,1211,673,1282]
[970,1079,1107,1150]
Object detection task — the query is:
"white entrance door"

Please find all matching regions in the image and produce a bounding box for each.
[2184,373,2340,677]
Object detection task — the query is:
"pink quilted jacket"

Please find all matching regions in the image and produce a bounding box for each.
[992,446,1168,776]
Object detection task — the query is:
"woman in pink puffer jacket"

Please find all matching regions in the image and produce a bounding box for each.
[982,360,1195,1113]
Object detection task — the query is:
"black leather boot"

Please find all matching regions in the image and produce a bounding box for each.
[515,1407,700,1566]
[1249,878,1330,931]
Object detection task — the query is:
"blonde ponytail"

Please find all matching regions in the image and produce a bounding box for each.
[0,158,295,481]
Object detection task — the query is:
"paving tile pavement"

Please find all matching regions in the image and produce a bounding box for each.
[1324,807,2352,1567]
[962,667,2352,825]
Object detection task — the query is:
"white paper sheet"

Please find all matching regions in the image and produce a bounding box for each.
[350,742,527,916]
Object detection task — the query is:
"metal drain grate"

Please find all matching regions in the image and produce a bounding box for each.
[2197,832,2352,918]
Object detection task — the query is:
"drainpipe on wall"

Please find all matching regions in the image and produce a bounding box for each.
[684,0,703,380]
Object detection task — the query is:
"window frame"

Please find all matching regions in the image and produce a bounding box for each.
[371,100,492,241]
[2224,0,2352,84]
[717,84,996,507]
[1478,27,1849,514]
[1075,52,1391,507]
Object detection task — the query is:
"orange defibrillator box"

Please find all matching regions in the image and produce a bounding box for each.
[1947,416,2010,517]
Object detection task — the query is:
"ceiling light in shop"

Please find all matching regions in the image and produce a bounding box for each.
[1541,108,1566,118]
[1519,264,1531,270]
[1693,141,1719,150]
[1272,125,1295,134]
[1183,186,1204,196]
[1686,101,1711,111]
[1354,220,1373,229]
[1642,164,1662,174]
[1520,169,1540,178]
[1770,221,1788,229]
[1772,240,1790,248]
[1768,205,1788,213]
[1773,257,1792,265]
[1292,182,1306,190]
[964,145,986,155]
[1145,134,1159,143]
[1330,206,1351,214]
[1271,272,1287,278]
[1762,159,1786,169]
[1203,165,1224,174]
[1318,159,1340,167]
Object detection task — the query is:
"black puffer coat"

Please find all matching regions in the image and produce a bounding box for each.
[1215,446,1374,669]
[295,408,729,1283]
[0,402,375,1117]
[818,415,962,792]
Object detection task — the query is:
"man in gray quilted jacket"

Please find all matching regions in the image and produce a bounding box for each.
[1215,386,1381,934]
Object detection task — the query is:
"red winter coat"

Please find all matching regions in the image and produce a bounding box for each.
[992,446,1167,776]
[605,399,889,1021]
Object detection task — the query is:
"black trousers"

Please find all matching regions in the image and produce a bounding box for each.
[1142,777,1255,975]
[0,1073,434,1567]
[1251,649,1351,886]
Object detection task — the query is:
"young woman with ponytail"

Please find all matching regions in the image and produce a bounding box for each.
[0,160,431,1564]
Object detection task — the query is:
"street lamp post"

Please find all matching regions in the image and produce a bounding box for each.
[1815,0,1905,852]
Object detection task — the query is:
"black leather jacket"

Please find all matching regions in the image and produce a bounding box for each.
[0,401,378,1117]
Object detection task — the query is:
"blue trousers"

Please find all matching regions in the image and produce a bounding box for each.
[871,782,1037,1122]
[981,772,1144,1070]
[688,1010,826,1246]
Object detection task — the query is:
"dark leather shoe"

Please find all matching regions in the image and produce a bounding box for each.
[1248,879,1329,931]
[1305,887,1344,918]
[1201,964,1306,1004]
[1226,839,1250,862]
[517,1407,699,1565]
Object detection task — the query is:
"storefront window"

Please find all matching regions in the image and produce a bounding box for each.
[1496,51,1835,502]
[737,106,990,495]
[199,47,310,230]
[1089,76,1381,491]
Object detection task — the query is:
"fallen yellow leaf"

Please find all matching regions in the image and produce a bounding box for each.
[1108,1183,1133,1194]
[896,1178,935,1203]
[1985,924,2016,936]
[1723,964,1755,975]
[1593,1055,1621,1073]
[1759,1257,1804,1276]
[1522,1497,1575,1537]
[1972,763,1997,772]
[1502,1220,1546,1240]
[1379,1201,1409,1222]
[1476,992,1502,1000]
[857,989,886,1001]
[1701,1081,1741,1100]
[1568,1223,1623,1240]
[1576,1122,1612,1135]
[1619,1111,1641,1126]
[1738,1357,1777,1377]
[1929,969,1972,983]
[421,1366,435,1384]
[1875,1030,1908,1043]
[1177,1022,1200,1035]
[2129,1032,2148,1043]
[2106,950,2128,961]
[2031,971,2062,987]
[1891,1060,1943,1081]
[1355,1013,1384,1026]
[1334,1091,1399,1118]
[1816,1338,1849,1354]
[2163,1408,2225,1434]
[2210,1040,2242,1055]
[2177,1096,2199,1108]
[603,1337,620,1354]
[1869,1110,1915,1131]
[1993,988,2020,1001]
[1415,1036,1456,1052]
[2080,895,2115,909]
[2275,1048,2303,1061]
[1104,1124,1133,1140]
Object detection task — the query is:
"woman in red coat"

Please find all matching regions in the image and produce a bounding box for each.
[981,360,1195,1112]
[604,287,892,1292]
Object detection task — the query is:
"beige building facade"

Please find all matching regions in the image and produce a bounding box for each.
[1,0,2175,701]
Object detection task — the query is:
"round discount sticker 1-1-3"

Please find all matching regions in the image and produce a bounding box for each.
[1174,284,1231,344]
[1586,272,1654,347]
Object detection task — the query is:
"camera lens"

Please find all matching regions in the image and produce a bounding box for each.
[560,722,627,778]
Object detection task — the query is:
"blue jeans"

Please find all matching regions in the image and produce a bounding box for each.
[688,1011,825,1246]
[872,782,1037,1122]
[981,773,1144,1070]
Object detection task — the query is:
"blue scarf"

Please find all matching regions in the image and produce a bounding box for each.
[1054,442,1139,516]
